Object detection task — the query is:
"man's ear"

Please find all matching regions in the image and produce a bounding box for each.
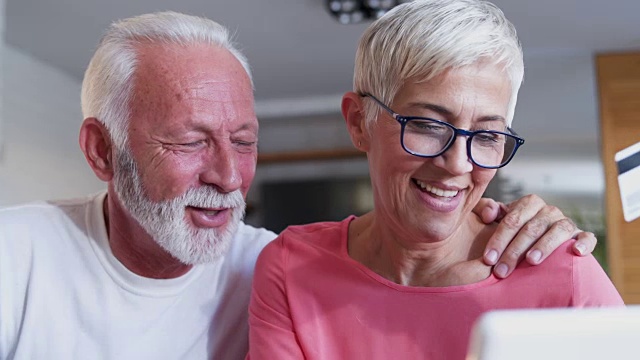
[341,92,370,152]
[79,118,114,182]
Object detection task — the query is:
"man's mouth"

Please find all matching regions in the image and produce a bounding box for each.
[186,206,232,228]
[190,207,224,216]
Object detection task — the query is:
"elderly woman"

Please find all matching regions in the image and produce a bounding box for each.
[247,1,624,359]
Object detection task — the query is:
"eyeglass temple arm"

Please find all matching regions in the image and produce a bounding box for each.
[360,93,399,118]
[506,127,525,144]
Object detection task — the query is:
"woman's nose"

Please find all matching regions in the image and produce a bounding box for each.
[432,136,473,175]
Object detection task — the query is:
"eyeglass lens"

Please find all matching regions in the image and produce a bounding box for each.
[402,119,516,167]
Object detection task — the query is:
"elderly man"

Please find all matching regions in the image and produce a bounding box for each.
[0,11,597,360]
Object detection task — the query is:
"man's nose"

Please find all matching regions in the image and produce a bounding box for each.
[199,144,242,193]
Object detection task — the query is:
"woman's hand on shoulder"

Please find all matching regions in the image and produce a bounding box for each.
[472,194,597,278]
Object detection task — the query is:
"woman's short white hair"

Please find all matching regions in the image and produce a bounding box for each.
[81,11,252,150]
[354,0,524,128]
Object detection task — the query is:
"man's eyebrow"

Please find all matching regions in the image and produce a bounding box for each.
[187,119,258,134]
[234,121,259,132]
[407,102,506,123]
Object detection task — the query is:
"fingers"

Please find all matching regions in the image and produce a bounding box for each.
[481,193,598,279]
[571,231,597,256]
[482,194,548,267]
[483,194,581,278]
[522,217,577,264]
[494,202,509,222]
[473,198,501,224]
[494,213,572,278]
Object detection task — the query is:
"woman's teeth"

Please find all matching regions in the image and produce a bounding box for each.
[415,180,459,198]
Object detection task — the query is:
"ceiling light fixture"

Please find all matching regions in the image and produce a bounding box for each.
[326,0,409,25]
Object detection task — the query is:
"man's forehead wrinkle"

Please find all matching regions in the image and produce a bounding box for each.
[128,43,256,136]
[186,78,231,97]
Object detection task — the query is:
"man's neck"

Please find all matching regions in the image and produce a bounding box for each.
[103,189,193,279]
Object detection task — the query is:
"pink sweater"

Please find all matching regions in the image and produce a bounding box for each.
[248,216,623,360]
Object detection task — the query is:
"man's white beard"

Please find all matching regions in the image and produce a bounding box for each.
[112,149,245,265]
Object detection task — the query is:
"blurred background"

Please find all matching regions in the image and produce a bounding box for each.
[1,0,639,300]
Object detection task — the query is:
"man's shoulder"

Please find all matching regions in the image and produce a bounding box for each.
[223,222,277,266]
[234,222,277,247]
[0,193,101,226]
[0,200,57,220]
[0,193,105,255]
[0,200,72,228]
[205,223,277,285]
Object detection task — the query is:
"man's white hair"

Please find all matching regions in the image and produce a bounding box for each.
[354,0,524,128]
[80,11,253,150]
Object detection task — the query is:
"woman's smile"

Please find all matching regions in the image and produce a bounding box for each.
[414,179,461,198]
[412,178,464,213]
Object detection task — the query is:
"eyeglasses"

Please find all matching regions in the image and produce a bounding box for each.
[363,93,525,169]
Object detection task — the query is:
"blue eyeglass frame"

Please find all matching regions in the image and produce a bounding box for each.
[362,93,525,169]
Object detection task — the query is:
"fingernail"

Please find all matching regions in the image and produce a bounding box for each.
[485,249,498,264]
[528,250,542,264]
[575,243,586,255]
[495,263,509,278]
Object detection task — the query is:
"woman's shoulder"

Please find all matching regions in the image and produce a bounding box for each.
[279,216,353,248]
[527,240,623,306]
[282,216,353,237]
[258,216,354,263]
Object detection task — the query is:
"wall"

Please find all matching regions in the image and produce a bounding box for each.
[0,45,105,206]
[499,52,604,195]
[516,52,601,160]
[502,53,605,224]
[1,0,4,168]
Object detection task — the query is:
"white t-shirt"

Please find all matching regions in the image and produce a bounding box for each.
[0,192,276,360]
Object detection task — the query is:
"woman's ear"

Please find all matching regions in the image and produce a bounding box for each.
[79,118,114,182]
[342,92,370,152]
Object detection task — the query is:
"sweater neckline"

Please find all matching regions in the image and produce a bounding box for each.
[338,215,499,293]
